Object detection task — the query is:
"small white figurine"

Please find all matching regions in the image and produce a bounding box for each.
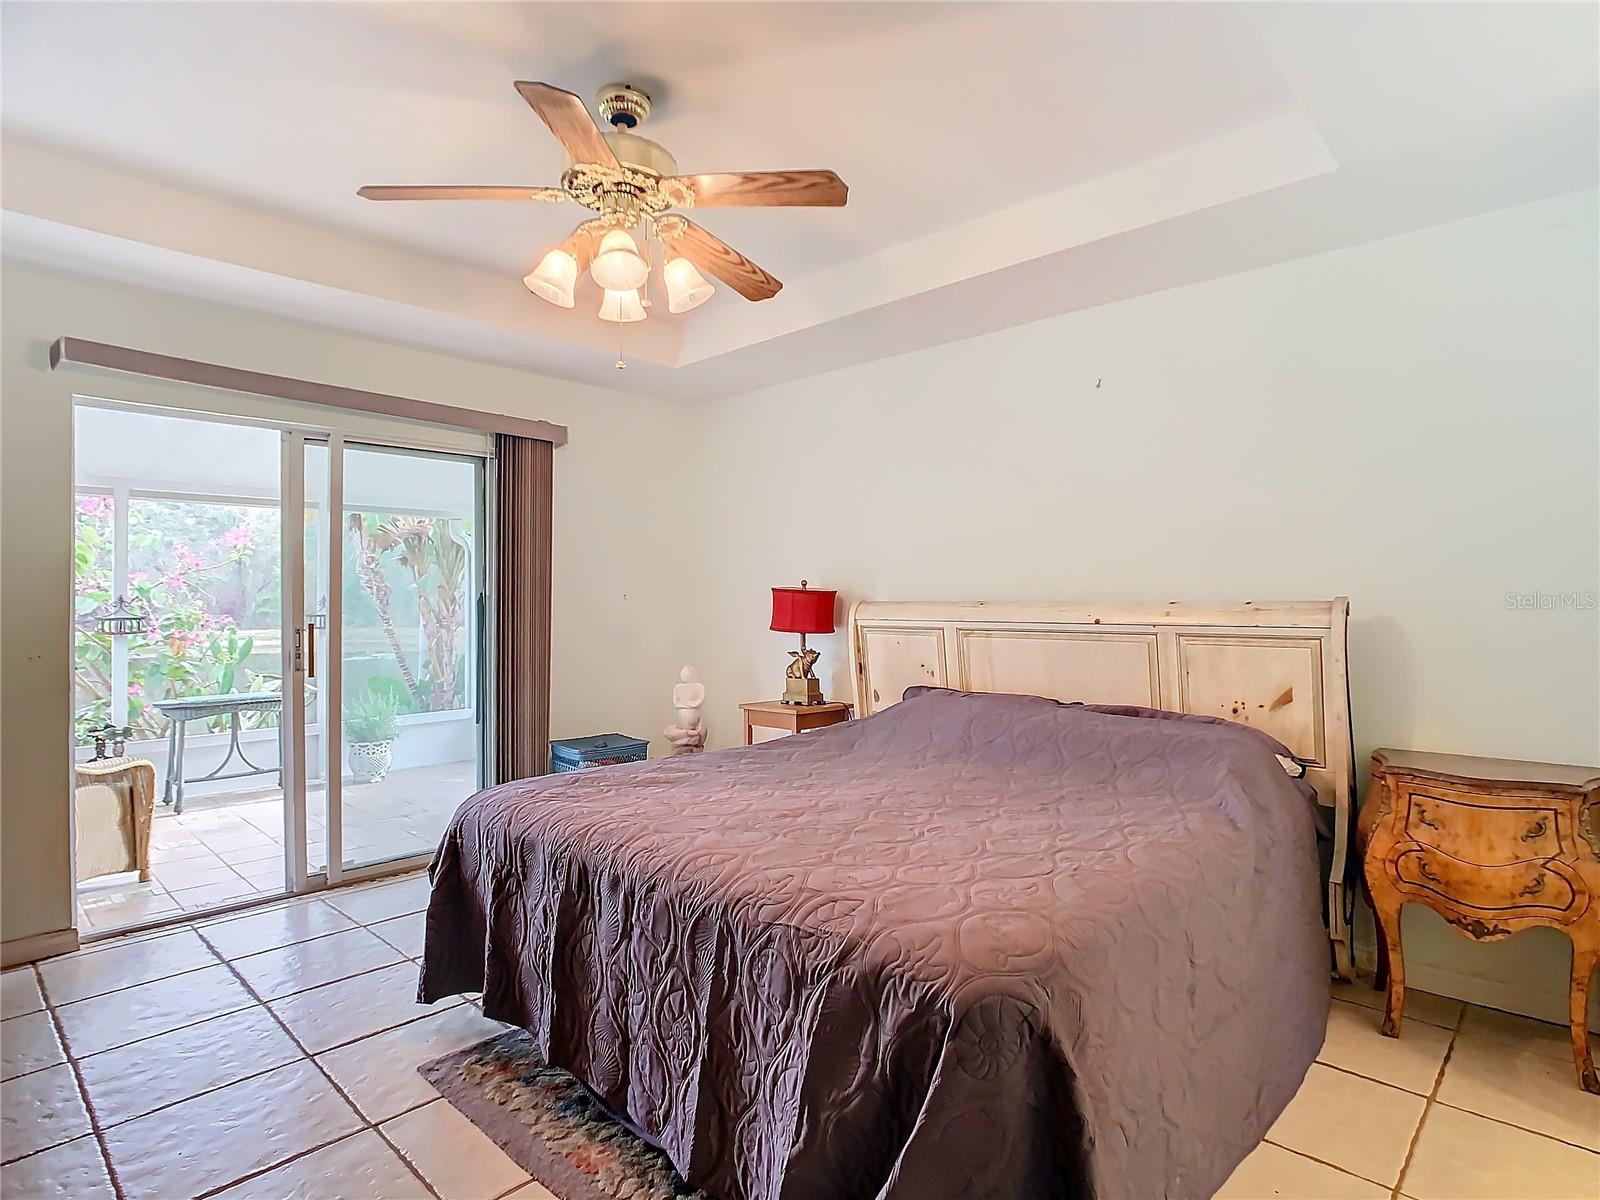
[664,665,708,755]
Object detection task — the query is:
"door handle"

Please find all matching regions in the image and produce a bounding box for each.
[306,622,317,679]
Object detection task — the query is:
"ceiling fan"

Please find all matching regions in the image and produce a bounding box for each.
[358,81,848,328]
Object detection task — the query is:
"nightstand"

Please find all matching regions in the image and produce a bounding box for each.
[739,700,852,746]
[1360,748,1600,1092]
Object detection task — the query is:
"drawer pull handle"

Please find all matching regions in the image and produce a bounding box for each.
[1415,806,1440,830]
[1522,819,1548,841]
[1519,875,1546,897]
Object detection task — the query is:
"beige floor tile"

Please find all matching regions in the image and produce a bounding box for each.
[0,1063,91,1162]
[54,963,255,1057]
[38,927,217,1005]
[323,875,432,925]
[317,1004,508,1122]
[369,912,427,959]
[102,1060,362,1200]
[1317,999,1454,1095]
[382,1099,530,1200]
[77,1004,301,1127]
[232,927,405,1000]
[199,900,358,960]
[1331,975,1463,1030]
[0,1134,117,1198]
[150,858,245,892]
[1267,1064,1426,1187]
[1216,1141,1391,1199]
[1457,1005,1592,1065]
[1438,1026,1600,1151]
[1402,1104,1600,1199]
[0,1012,65,1081]
[211,1129,429,1200]
[268,961,456,1054]
[0,970,43,1021]
[165,879,260,910]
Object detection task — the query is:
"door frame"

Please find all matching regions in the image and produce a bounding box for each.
[71,396,490,943]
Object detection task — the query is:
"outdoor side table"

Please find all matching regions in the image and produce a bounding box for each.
[152,692,284,814]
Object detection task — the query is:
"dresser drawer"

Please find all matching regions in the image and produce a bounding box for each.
[1403,788,1562,865]
[1392,846,1581,915]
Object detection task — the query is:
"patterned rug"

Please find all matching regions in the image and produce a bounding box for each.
[419,1030,712,1200]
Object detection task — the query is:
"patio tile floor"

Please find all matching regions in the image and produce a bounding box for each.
[75,762,475,934]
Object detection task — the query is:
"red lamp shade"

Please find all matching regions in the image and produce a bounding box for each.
[770,584,837,635]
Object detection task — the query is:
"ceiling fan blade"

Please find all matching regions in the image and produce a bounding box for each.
[661,217,782,301]
[514,82,618,168]
[358,186,567,202]
[672,170,848,208]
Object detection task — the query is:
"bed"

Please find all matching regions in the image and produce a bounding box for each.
[422,599,1355,1200]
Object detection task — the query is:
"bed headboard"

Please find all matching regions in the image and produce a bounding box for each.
[848,598,1356,976]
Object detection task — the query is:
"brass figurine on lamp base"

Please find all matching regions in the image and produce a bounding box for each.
[783,642,825,706]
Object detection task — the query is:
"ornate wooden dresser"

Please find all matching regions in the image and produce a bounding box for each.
[1360,749,1600,1092]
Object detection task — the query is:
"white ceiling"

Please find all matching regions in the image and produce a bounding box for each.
[3,2,1596,400]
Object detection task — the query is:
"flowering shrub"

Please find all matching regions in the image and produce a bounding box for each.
[74,495,470,742]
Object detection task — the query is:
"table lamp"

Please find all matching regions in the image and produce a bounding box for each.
[770,580,838,706]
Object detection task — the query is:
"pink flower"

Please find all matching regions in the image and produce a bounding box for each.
[126,683,143,698]
[162,570,185,590]
[77,495,112,517]
[223,527,251,551]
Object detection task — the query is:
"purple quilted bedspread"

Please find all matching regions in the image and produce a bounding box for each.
[421,687,1328,1200]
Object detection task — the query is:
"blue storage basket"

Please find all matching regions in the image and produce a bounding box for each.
[550,733,649,773]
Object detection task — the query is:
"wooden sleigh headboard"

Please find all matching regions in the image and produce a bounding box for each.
[848,598,1356,976]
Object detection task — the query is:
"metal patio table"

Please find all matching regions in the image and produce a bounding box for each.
[152,691,283,814]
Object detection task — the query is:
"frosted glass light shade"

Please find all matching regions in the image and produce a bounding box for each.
[663,255,714,313]
[590,229,648,291]
[523,248,577,307]
[598,288,647,323]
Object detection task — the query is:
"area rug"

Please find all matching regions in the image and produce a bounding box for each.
[419,1029,713,1200]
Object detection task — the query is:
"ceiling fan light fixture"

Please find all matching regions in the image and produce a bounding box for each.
[663,254,715,313]
[590,228,649,291]
[523,247,578,307]
[598,287,647,323]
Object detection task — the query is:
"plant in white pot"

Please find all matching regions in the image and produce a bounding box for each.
[345,686,402,784]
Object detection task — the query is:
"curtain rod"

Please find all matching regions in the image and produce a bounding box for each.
[49,337,569,447]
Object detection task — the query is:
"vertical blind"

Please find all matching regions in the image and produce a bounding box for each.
[492,434,554,783]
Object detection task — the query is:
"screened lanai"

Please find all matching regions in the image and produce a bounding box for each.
[73,403,482,932]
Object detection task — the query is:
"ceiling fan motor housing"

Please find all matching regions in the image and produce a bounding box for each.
[596,83,652,130]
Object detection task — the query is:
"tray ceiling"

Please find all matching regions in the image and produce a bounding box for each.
[3,2,1595,399]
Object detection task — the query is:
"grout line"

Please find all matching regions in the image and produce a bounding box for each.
[194,919,444,1200]
[33,963,128,1200]
[1258,1138,1394,1190]
[1425,1098,1600,1157]
[1389,1000,1466,1200]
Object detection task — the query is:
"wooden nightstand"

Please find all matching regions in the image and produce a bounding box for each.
[1360,749,1600,1092]
[739,700,852,746]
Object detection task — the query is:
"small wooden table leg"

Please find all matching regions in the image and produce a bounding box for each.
[1571,941,1599,1094]
[742,713,754,747]
[1375,900,1406,1037]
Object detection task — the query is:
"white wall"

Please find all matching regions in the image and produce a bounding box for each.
[689,188,1600,1025]
[0,260,698,947]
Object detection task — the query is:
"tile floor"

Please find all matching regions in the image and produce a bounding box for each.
[75,762,474,934]
[5,873,555,1200]
[6,878,1597,1199]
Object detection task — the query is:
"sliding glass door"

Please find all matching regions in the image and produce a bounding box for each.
[287,434,485,887]
[71,402,487,936]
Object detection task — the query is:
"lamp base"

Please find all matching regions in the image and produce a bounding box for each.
[782,676,825,706]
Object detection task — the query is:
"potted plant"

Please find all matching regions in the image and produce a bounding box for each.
[344,685,401,784]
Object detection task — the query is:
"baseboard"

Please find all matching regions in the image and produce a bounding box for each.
[1,927,80,968]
